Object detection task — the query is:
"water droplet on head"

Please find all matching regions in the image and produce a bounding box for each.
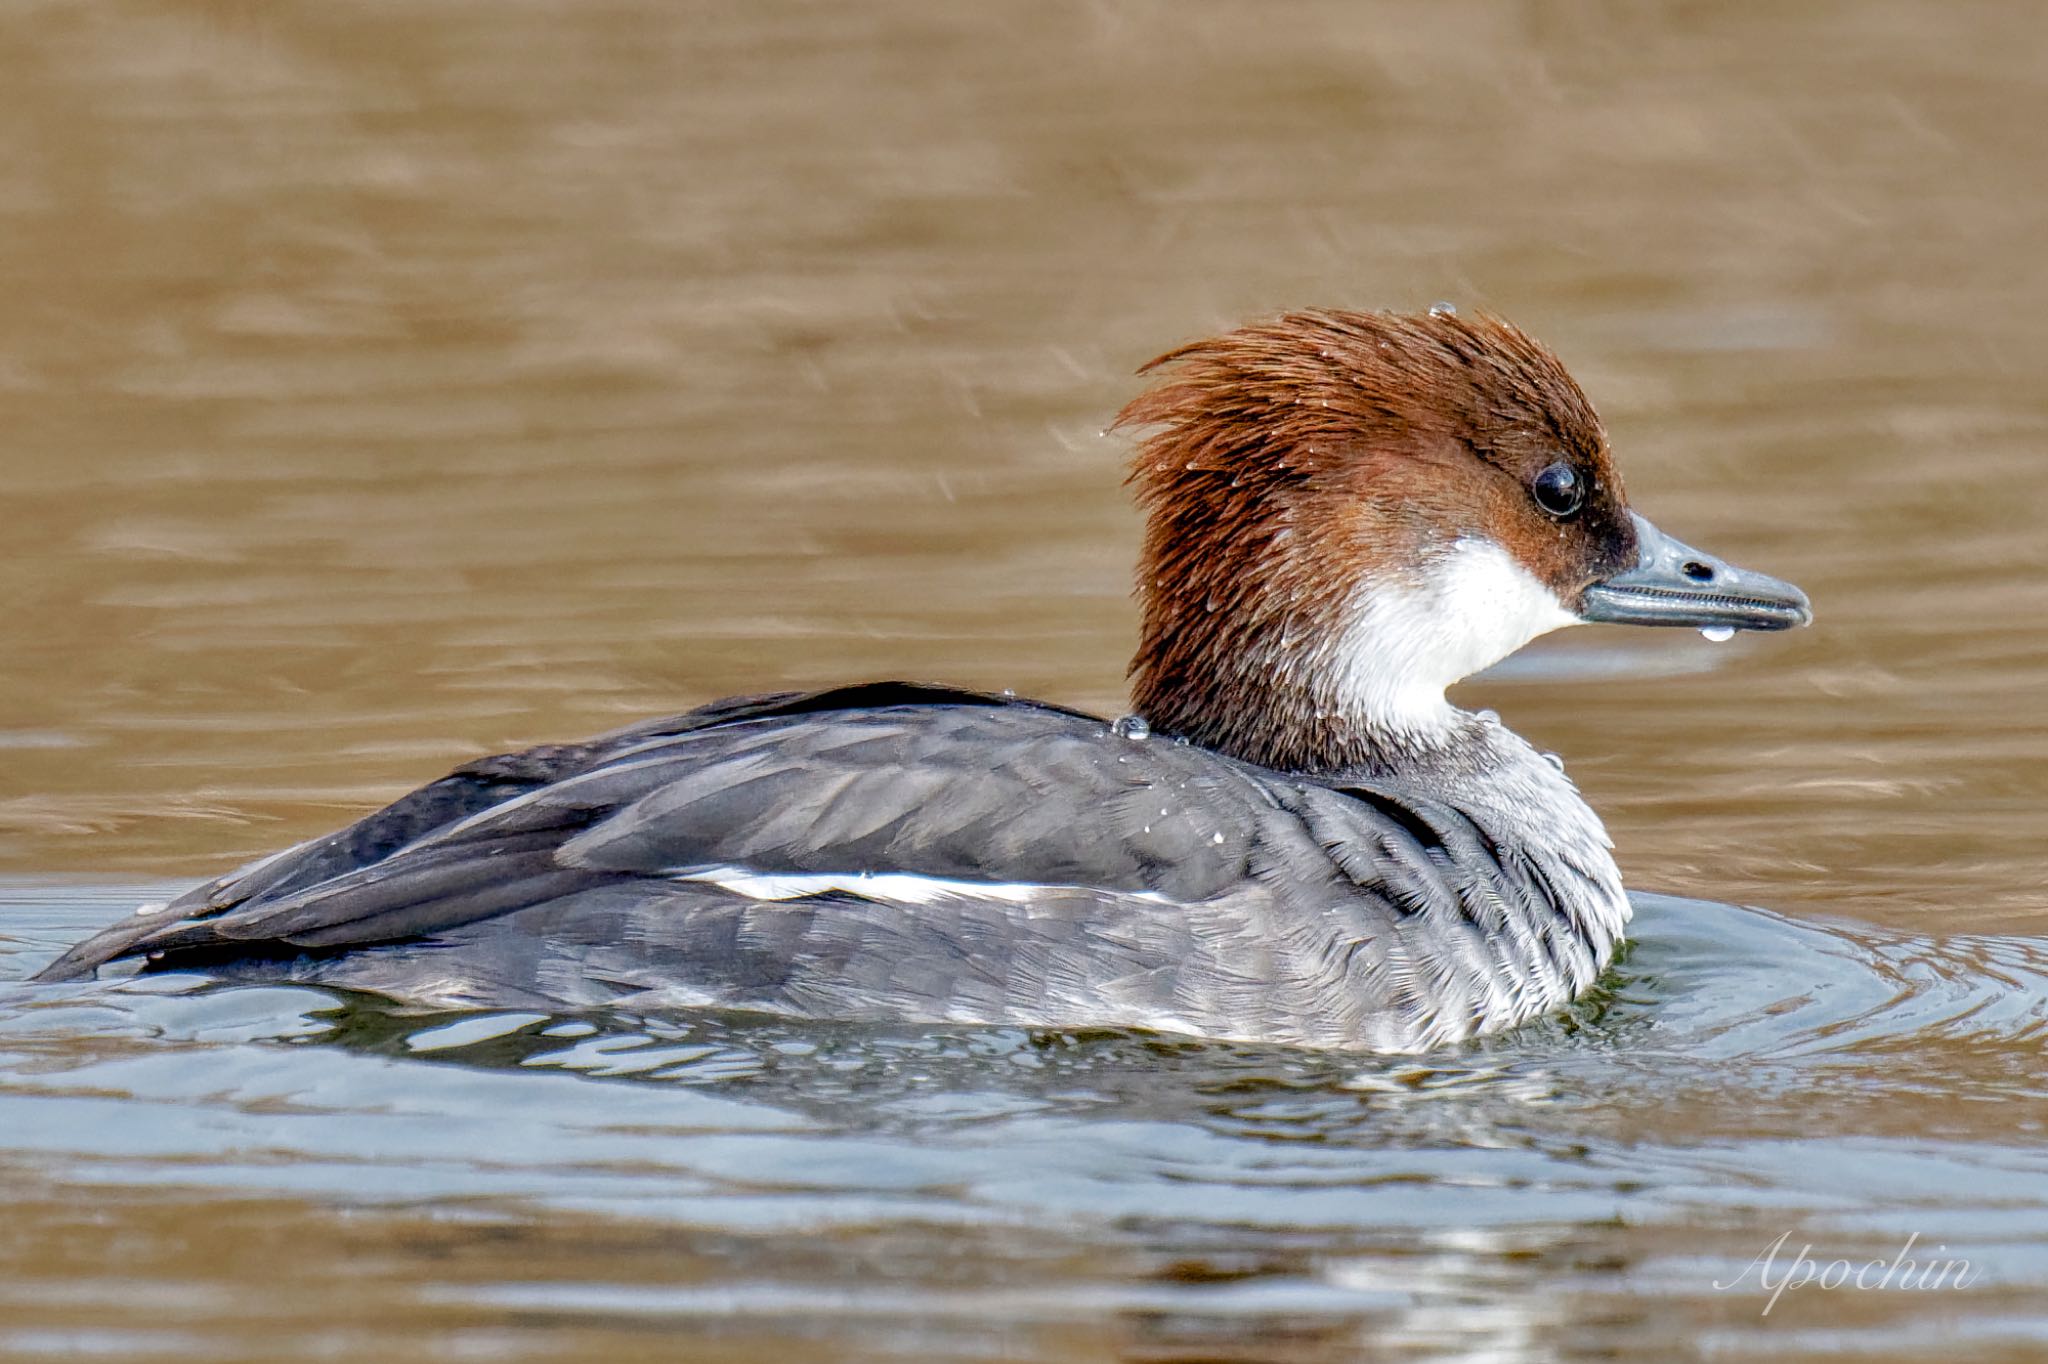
[1112,714,1151,741]
[1428,301,1458,317]
[1543,752,1566,772]
[1700,625,1736,643]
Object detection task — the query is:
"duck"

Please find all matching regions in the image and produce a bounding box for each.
[33,308,1810,1052]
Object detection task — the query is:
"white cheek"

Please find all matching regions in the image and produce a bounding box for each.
[1327,538,1577,731]
[1433,536,1582,669]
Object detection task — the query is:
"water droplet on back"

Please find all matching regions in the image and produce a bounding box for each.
[1112,714,1151,741]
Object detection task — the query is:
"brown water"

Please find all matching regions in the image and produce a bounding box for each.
[3,3,2047,1360]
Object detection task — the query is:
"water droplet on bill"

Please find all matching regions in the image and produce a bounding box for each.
[1700,625,1736,643]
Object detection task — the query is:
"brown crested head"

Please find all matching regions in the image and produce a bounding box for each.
[1113,308,1637,774]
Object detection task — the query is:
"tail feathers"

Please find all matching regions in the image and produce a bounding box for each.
[29,838,613,982]
[29,905,188,982]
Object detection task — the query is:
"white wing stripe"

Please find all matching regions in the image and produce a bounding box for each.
[664,867,1164,906]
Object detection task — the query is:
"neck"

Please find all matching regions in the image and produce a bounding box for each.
[1130,542,1575,777]
[1129,618,1491,779]
[1130,669,1487,777]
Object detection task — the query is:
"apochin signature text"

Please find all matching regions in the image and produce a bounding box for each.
[1715,1232,1978,1315]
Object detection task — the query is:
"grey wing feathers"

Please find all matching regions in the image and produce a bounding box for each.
[30,684,1209,980]
[27,686,852,980]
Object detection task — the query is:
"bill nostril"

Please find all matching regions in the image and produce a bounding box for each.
[1682,560,1715,582]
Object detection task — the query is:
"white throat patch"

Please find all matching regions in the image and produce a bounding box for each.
[1324,537,1579,736]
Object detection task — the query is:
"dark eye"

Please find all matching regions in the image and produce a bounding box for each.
[1531,462,1584,518]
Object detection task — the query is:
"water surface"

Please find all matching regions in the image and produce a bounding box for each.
[6,885,2047,1361]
